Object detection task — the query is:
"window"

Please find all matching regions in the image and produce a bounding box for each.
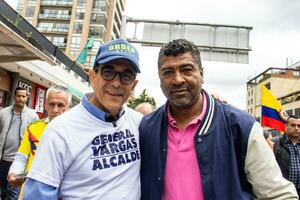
[91,40,103,53]
[70,50,79,56]
[52,37,66,47]
[286,109,293,116]
[89,26,104,38]
[77,0,86,6]
[294,108,300,117]
[293,71,300,76]
[75,8,85,20]
[26,6,35,17]
[90,13,107,25]
[113,25,120,38]
[73,23,83,34]
[282,96,293,105]
[28,0,36,4]
[71,36,82,48]
[86,55,96,67]
[93,0,107,11]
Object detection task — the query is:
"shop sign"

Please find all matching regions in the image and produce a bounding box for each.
[34,87,46,113]
[18,81,32,95]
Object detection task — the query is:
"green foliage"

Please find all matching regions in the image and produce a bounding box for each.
[127,89,156,109]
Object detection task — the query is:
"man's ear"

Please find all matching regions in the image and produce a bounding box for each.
[88,69,96,88]
[200,69,204,83]
[131,79,139,91]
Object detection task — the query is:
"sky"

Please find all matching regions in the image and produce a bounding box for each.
[5,0,300,109]
[124,0,300,109]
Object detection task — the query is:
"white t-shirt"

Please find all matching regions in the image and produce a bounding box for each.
[27,103,142,200]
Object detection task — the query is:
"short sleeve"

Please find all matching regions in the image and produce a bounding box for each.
[27,123,74,187]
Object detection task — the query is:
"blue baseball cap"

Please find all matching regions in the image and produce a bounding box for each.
[93,39,140,73]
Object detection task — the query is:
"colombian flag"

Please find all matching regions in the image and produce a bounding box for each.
[261,84,285,132]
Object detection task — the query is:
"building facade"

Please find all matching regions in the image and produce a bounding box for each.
[17,0,125,70]
[246,63,300,121]
[1,0,91,115]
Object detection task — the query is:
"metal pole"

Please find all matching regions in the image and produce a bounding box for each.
[120,15,127,38]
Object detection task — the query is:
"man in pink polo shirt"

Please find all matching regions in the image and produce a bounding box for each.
[139,39,298,200]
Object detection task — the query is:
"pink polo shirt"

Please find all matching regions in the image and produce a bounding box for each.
[163,92,206,200]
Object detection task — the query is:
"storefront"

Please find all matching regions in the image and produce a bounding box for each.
[0,67,11,109]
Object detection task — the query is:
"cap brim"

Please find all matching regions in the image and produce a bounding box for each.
[95,55,140,73]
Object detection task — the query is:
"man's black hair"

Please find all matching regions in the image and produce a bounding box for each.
[14,87,27,96]
[158,39,202,69]
[286,115,299,124]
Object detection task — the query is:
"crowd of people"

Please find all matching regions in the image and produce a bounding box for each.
[0,38,299,200]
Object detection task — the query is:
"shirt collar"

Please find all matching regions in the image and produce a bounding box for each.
[284,134,300,145]
[81,93,124,122]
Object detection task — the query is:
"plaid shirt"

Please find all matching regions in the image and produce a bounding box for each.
[284,135,300,189]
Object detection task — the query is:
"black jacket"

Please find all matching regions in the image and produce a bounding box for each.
[274,135,291,180]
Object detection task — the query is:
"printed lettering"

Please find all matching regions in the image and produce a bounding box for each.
[92,136,100,145]
[100,145,110,156]
[118,154,126,165]
[131,151,137,161]
[118,140,126,151]
[126,139,133,150]
[130,138,137,148]
[102,158,110,169]
[125,153,132,163]
[113,132,119,142]
[92,146,101,156]
[126,129,134,138]
[92,159,103,170]
[110,156,117,167]
[109,143,119,154]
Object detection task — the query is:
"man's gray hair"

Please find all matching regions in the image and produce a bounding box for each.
[46,85,72,104]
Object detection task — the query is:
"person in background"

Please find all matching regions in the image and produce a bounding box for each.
[139,39,298,200]
[22,39,142,200]
[134,102,156,115]
[274,115,300,196]
[263,130,275,149]
[7,85,71,199]
[0,87,39,200]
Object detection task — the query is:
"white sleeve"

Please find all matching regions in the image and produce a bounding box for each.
[245,122,298,199]
[27,124,74,188]
[9,152,28,174]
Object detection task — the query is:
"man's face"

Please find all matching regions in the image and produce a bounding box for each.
[158,52,203,109]
[45,92,70,121]
[88,59,138,117]
[14,89,27,108]
[285,118,300,138]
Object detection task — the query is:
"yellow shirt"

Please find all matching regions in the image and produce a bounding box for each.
[18,118,48,172]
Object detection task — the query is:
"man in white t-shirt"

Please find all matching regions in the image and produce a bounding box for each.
[22,39,143,200]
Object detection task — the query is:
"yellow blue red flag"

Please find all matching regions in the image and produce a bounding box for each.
[261,84,285,132]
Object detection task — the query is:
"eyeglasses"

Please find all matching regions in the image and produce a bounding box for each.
[98,66,136,85]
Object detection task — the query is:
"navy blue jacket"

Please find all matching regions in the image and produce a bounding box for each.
[139,91,256,200]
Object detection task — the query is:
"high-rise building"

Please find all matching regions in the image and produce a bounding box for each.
[246,62,300,121]
[17,0,126,70]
